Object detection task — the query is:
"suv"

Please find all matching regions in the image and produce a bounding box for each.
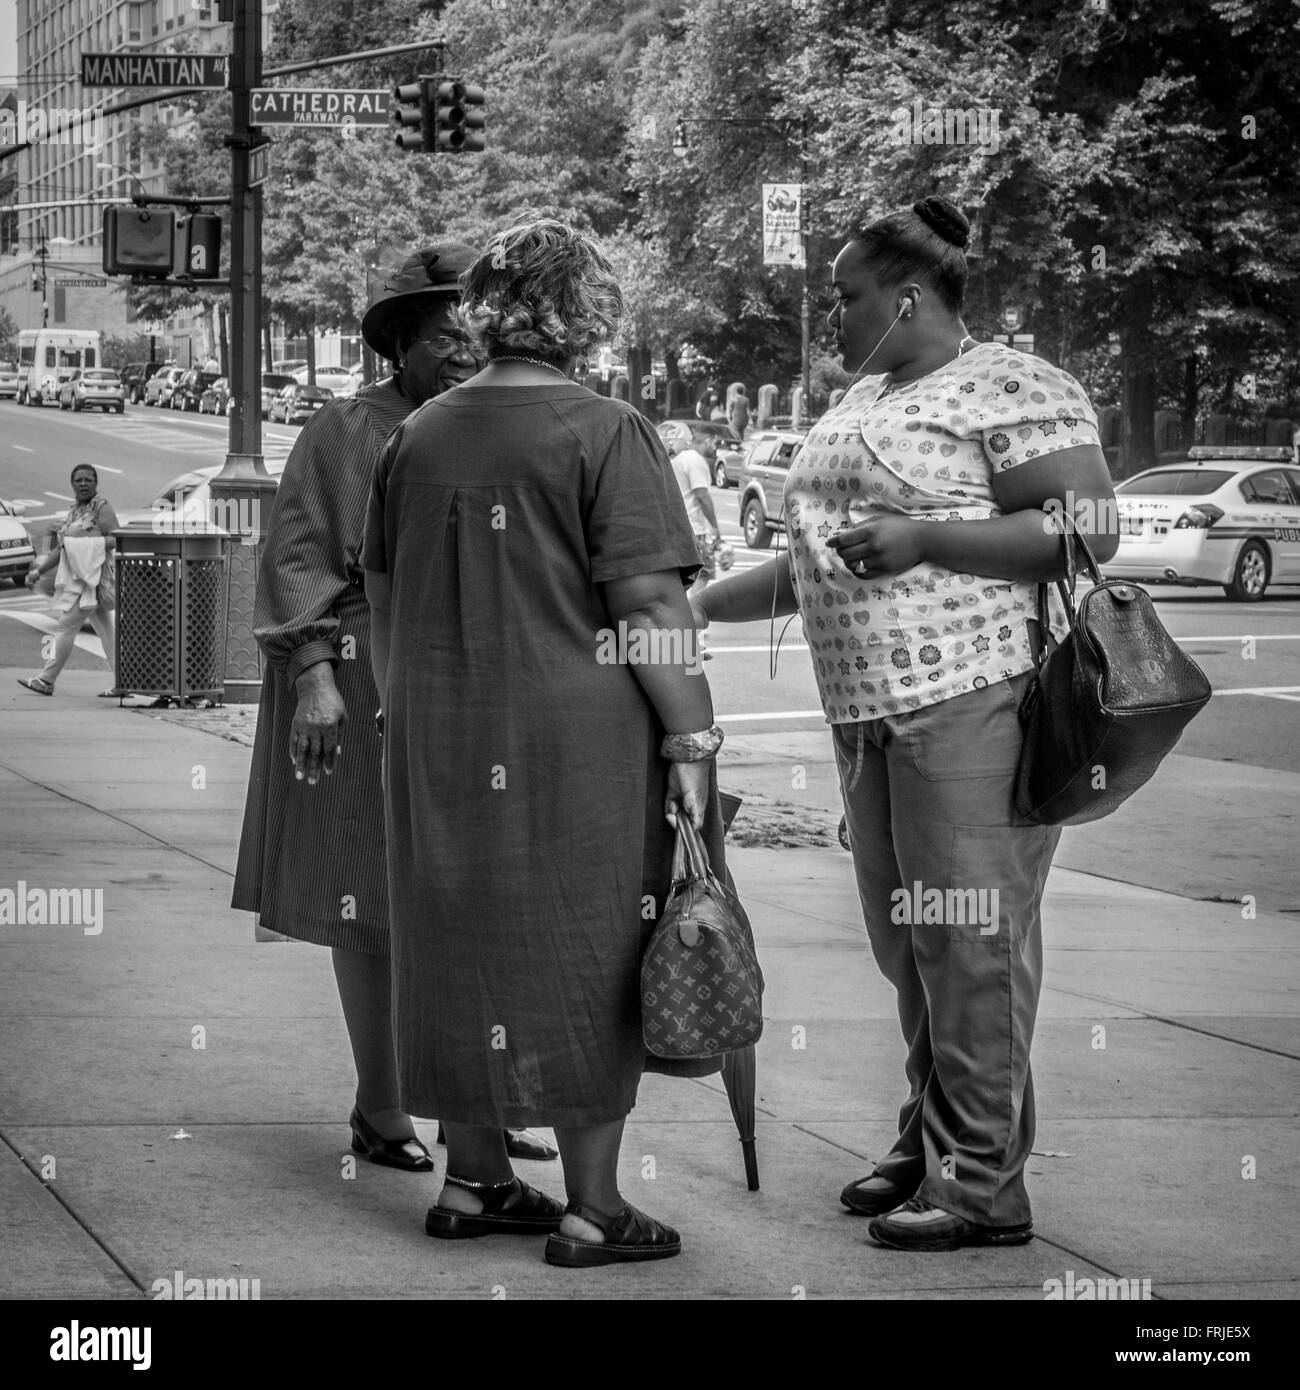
[172,368,220,412]
[738,430,805,548]
[120,360,168,405]
[143,367,185,407]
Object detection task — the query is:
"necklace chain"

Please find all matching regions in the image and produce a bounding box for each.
[879,335,977,397]
[492,354,571,381]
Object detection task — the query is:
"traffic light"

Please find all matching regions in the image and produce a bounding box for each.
[186,213,222,277]
[392,78,433,152]
[103,205,176,276]
[433,79,485,153]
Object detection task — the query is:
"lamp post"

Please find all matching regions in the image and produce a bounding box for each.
[34,228,48,326]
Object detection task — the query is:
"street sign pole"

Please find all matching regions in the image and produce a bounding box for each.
[210,0,274,704]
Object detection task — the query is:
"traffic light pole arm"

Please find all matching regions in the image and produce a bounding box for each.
[0,40,449,163]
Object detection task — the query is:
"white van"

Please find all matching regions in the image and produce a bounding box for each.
[17,328,103,406]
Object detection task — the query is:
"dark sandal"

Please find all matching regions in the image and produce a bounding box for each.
[544,1198,681,1267]
[425,1175,564,1239]
[349,1107,434,1173]
[18,678,54,696]
[435,1122,560,1162]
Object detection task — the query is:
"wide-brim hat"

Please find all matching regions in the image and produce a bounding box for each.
[361,241,476,362]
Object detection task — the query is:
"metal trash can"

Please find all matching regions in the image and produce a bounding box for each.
[113,522,230,701]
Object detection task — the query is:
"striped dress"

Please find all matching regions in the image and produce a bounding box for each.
[231,380,414,954]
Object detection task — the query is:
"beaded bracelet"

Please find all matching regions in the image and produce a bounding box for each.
[660,724,724,762]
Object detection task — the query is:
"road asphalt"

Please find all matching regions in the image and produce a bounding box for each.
[1,667,1296,1311]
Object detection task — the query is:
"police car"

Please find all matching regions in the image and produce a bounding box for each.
[1101,447,1300,601]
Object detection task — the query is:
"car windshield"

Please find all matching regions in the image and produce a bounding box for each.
[1117,469,1234,496]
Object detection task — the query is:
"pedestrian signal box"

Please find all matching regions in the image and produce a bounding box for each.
[103,206,224,279]
[103,206,175,276]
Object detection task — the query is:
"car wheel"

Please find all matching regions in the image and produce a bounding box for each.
[73,399,82,412]
[115,403,124,414]
[12,575,26,588]
[1225,541,1269,602]
[743,499,772,549]
[713,459,730,489]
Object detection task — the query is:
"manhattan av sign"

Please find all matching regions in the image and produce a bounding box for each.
[250,89,391,127]
[80,53,230,88]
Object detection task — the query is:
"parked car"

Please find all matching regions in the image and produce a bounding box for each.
[199,377,232,415]
[0,360,20,399]
[143,366,186,407]
[0,497,37,586]
[259,372,297,419]
[57,368,126,413]
[120,360,169,405]
[1101,446,1300,601]
[171,368,220,412]
[270,382,334,425]
[293,366,356,396]
[738,430,806,548]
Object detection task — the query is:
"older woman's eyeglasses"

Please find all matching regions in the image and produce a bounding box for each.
[412,331,483,360]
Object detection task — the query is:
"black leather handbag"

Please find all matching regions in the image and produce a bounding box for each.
[641,815,763,1060]
[1013,522,1212,825]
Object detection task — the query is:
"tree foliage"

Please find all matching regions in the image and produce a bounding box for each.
[136,0,1300,453]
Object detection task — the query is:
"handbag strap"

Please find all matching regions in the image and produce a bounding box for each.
[1033,509,1105,666]
[672,813,712,884]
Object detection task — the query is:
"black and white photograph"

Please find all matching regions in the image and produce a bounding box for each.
[0,0,1294,1348]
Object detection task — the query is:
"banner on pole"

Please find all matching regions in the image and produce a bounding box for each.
[762,183,804,268]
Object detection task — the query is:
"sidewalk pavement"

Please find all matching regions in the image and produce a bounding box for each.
[1,667,1297,1301]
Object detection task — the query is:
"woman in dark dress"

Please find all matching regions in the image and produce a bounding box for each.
[233,244,557,1171]
[364,218,725,1267]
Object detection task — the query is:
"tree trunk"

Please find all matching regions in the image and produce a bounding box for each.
[1180,355,1197,452]
[626,344,654,419]
[262,318,273,374]
[219,306,230,378]
[305,324,316,386]
[1118,276,1156,477]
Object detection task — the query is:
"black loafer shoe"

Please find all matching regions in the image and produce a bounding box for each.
[866,1198,1033,1252]
[436,1123,560,1162]
[349,1107,435,1173]
[425,1177,564,1239]
[839,1173,913,1216]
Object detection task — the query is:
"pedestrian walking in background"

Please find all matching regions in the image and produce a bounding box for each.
[232,242,556,1175]
[658,420,721,596]
[693,195,1119,1251]
[728,385,750,441]
[365,217,733,1268]
[18,464,119,698]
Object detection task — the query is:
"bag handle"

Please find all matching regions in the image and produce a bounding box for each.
[669,812,712,884]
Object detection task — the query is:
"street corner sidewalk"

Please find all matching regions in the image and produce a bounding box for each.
[0,678,1297,1300]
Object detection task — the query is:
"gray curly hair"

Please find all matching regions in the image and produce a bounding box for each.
[459,218,623,364]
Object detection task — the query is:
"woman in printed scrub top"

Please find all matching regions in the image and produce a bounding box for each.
[694,195,1119,1252]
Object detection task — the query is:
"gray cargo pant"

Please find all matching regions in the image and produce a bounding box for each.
[833,671,1060,1228]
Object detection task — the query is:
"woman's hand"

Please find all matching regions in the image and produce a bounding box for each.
[291,663,346,785]
[25,566,40,588]
[828,515,928,580]
[665,760,711,831]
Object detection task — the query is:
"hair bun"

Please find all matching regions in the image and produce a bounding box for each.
[913,196,970,250]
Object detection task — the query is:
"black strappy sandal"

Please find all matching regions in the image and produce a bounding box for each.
[544,1198,681,1267]
[425,1175,564,1239]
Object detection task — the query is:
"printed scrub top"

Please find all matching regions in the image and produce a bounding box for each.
[784,342,1101,722]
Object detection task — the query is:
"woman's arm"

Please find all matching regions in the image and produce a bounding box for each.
[601,569,717,828]
[692,550,797,627]
[365,569,391,699]
[830,445,1120,583]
